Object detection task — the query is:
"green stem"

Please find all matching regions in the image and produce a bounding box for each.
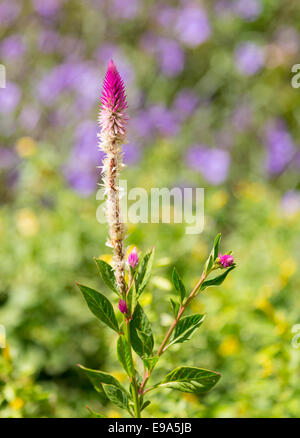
[124,317,141,418]
[139,271,207,395]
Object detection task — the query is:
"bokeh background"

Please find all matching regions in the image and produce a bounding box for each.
[1,0,300,418]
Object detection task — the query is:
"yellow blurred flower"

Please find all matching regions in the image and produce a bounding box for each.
[257,354,274,378]
[108,409,121,418]
[9,398,24,410]
[111,370,127,382]
[182,393,199,405]
[151,276,172,291]
[279,258,297,281]
[140,292,152,306]
[16,208,39,237]
[235,181,267,202]
[218,335,240,357]
[16,137,36,157]
[210,190,229,211]
[98,254,113,264]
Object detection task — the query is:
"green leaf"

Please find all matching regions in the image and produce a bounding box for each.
[135,248,155,298]
[166,314,205,350]
[213,233,221,260]
[117,335,134,378]
[78,365,127,398]
[159,366,221,393]
[77,283,119,333]
[103,384,130,412]
[200,265,235,291]
[170,298,180,318]
[94,258,119,295]
[141,400,151,412]
[204,254,214,274]
[86,406,105,418]
[142,355,159,371]
[130,304,154,358]
[172,268,186,303]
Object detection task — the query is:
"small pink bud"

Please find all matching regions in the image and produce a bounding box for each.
[128,247,139,269]
[218,252,234,268]
[118,299,128,314]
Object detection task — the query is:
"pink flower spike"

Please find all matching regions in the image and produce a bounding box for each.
[128,247,139,269]
[99,59,128,144]
[118,299,128,314]
[218,252,234,268]
[101,59,128,112]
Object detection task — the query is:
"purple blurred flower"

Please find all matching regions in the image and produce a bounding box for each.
[0,82,21,114]
[232,104,252,131]
[0,148,18,170]
[173,89,198,120]
[186,146,231,185]
[157,38,184,77]
[0,35,26,60]
[32,0,61,18]
[176,6,211,47]
[38,30,61,53]
[37,62,93,105]
[123,142,142,166]
[264,119,295,175]
[281,190,300,216]
[131,110,155,139]
[149,105,180,137]
[155,6,177,27]
[233,0,262,21]
[19,106,41,131]
[64,121,103,196]
[0,0,20,25]
[235,42,265,75]
[110,0,140,20]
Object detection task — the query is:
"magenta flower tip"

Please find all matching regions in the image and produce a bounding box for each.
[100,59,128,112]
[128,247,139,269]
[218,252,234,268]
[118,299,128,314]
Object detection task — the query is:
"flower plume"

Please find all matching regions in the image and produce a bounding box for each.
[98,60,128,294]
[99,59,128,144]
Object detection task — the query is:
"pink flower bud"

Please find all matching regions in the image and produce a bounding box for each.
[128,247,139,269]
[118,299,128,314]
[218,252,234,268]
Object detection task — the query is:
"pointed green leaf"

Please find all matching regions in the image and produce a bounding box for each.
[142,355,159,371]
[159,366,221,393]
[103,384,130,412]
[77,284,119,332]
[200,265,235,291]
[172,268,186,303]
[135,248,155,298]
[78,364,127,398]
[213,233,222,260]
[165,314,205,350]
[117,335,134,378]
[130,304,154,358]
[94,259,119,295]
[141,400,151,412]
[170,298,180,318]
[86,406,106,418]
